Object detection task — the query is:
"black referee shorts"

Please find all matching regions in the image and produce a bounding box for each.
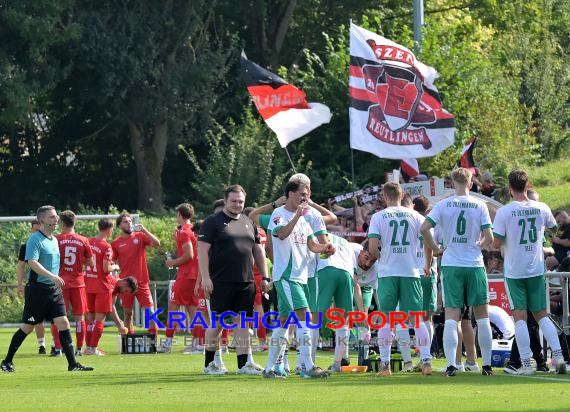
[22,283,67,325]
[210,281,255,317]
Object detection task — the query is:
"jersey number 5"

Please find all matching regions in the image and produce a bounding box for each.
[64,246,77,266]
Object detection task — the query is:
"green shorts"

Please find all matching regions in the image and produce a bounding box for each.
[505,275,547,312]
[361,285,375,311]
[421,274,437,312]
[274,279,310,318]
[317,267,354,314]
[441,266,488,309]
[377,276,422,314]
[307,276,318,313]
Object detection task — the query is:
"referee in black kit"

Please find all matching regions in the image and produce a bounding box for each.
[1,206,93,373]
[199,185,269,375]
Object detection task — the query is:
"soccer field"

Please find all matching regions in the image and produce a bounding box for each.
[0,329,568,411]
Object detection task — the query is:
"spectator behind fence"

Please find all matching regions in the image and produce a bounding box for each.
[552,211,570,265]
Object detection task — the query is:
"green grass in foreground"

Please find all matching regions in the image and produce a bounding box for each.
[0,329,569,411]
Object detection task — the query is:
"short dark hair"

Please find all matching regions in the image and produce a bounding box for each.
[413,195,430,215]
[98,219,114,231]
[224,184,246,200]
[31,219,40,227]
[284,180,305,198]
[212,199,225,212]
[508,169,529,193]
[553,210,566,218]
[401,193,413,207]
[176,203,194,220]
[36,205,56,221]
[116,211,131,227]
[59,210,76,228]
[123,276,138,293]
[361,240,370,252]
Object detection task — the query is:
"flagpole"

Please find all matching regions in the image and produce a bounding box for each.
[284,147,297,173]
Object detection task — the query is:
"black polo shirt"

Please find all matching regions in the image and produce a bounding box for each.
[198,211,260,283]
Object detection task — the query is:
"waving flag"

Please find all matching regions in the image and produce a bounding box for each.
[457,136,478,173]
[400,158,420,182]
[349,23,455,159]
[241,52,331,148]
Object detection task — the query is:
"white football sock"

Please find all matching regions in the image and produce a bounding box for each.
[426,321,434,343]
[443,319,458,368]
[514,320,532,362]
[297,321,314,370]
[378,323,392,363]
[476,318,493,367]
[335,326,349,362]
[311,325,319,362]
[396,324,412,363]
[214,349,224,367]
[265,327,286,372]
[538,317,563,360]
[38,337,45,346]
[415,322,431,361]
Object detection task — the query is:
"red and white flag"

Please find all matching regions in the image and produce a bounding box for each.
[400,158,420,181]
[241,52,331,148]
[457,136,478,173]
[349,23,455,159]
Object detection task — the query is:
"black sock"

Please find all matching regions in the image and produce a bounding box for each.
[4,328,28,363]
[205,350,215,368]
[59,329,76,367]
[237,354,248,369]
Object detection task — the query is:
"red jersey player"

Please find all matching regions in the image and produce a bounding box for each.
[111,212,160,335]
[159,203,205,352]
[56,210,94,355]
[85,219,120,354]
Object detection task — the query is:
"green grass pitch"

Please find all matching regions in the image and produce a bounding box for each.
[0,328,569,411]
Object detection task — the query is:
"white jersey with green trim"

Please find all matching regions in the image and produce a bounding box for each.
[493,200,556,279]
[426,194,492,268]
[368,205,423,278]
[351,243,379,287]
[317,233,354,274]
[304,208,327,278]
[417,220,438,277]
[268,206,315,283]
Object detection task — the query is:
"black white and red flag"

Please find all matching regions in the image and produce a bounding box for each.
[349,23,455,159]
[241,52,331,148]
[400,158,420,182]
[457,136,478,173]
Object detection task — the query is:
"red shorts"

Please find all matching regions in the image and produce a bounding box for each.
[254,276,262,306]
[63,287,87,316]
[86,290,113,314]
[120,283,154,309]
[170,277,204,307]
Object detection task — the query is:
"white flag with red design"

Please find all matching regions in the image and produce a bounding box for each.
[349,23,455,159]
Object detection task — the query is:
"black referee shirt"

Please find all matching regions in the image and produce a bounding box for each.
[198,211,260,283]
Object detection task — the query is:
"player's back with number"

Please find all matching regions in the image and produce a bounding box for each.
[493,200,556,278]
[369,206,422,276]
[85,237,115,293]
[56,232,92,289]
[427,195,492,267]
